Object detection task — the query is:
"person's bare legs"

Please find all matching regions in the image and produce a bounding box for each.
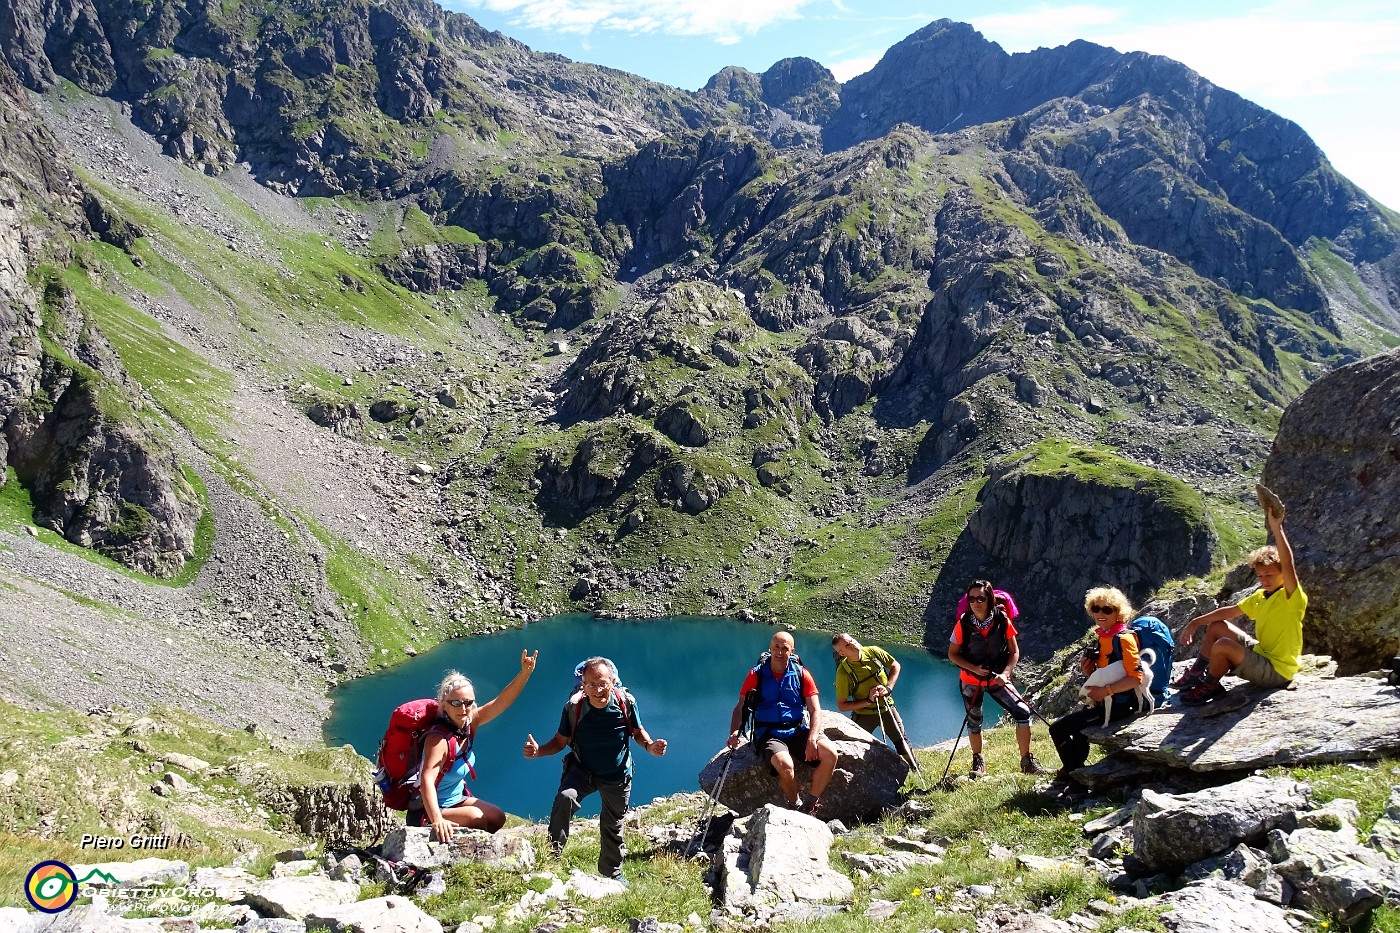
[443,797,506,833]
[1200,620,1249,678]
[809,736,837,798]
[771,749,799,805]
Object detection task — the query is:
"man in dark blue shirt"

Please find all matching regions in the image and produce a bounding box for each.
[523,658,667,881]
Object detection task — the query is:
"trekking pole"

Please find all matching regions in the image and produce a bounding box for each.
[687,748,735,859]
[934,708,970,791]
[1000,680,1055,730]
[876,695,926,789]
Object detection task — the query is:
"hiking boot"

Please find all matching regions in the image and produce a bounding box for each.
[1020,754,1047,775]
[1172,657,1209,688]
[969,753,986,778]
[801,796,824,818]
[1180,676,1227,706]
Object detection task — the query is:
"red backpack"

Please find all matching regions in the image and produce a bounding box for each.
[373,698,476,811]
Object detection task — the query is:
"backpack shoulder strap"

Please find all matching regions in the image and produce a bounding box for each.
[616,687,636,731]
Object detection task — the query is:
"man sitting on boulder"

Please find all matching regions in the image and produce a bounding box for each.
[727,631,838,816]
[1178,485,1306,705]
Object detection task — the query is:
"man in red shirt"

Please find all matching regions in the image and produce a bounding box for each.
[727,631,838,816]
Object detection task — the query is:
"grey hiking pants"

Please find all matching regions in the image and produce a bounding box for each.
[549,762,631,879]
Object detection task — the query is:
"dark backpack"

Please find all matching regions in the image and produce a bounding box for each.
[564,658,636,763]
[1128,616,1176,703]
[373,698,476,811]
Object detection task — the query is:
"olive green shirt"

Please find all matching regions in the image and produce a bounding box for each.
[835,645,896,703]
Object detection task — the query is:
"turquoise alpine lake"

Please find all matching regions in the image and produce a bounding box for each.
[325,614,972,820]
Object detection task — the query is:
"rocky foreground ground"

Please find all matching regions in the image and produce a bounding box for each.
[5,667,1400,931]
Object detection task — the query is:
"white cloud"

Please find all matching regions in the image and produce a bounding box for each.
[1090,12,1400,101]
[969,4,1123,50]
[827,55,880,82]
[460,0,815,42]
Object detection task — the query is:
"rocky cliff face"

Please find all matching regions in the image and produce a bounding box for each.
[1,3,1399,655]
[942,443,1216,651]
[0,61,199,577]
[1262,347,1400,674]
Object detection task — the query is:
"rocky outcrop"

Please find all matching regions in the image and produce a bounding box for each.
[697,712,908,824]
[242,747,391,848]
[1080,769,1400,929]
[599,128,769,272]
[4,278,201,578]
[379,242,488,293]
[1133,776,1310,874]
[1088,675,1400,772]
[534,422,667,522]
[1261,347,1400,674]
[715,805,854,909]
[952,444,1216,651]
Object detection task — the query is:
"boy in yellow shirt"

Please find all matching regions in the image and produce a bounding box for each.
[1179,485,1306,704]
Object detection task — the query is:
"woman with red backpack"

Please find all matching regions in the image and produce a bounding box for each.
[411,650,537,840]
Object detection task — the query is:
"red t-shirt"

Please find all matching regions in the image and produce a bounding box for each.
[739,666,819,699]
[950,614,1019,686]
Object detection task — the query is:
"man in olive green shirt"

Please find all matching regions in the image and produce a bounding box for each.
[832,633,904,740]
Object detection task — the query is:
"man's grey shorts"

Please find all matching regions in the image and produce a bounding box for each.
[1234,633,1290,687]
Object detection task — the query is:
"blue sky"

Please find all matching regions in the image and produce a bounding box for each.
[443,1,1400,210]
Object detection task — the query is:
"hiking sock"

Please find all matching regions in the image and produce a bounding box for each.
[1180,675,1226,706]
[1172,656,1209,688]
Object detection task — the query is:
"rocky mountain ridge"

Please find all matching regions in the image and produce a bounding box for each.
[0,0,1398,732]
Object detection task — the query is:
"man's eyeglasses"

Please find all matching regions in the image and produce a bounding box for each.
[968,594,989,603]
[1089,605,1116,615]
[446,697,476,709]
[582,681,614,691]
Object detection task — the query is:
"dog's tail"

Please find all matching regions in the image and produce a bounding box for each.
[1139,648,1156,671]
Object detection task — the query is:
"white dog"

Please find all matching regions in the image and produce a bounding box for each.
[1079,649,1156,726]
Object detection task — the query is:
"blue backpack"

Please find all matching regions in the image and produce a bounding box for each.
[1128,616,1175,703]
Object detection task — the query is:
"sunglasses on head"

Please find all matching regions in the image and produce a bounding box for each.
[1089,604,1116,615]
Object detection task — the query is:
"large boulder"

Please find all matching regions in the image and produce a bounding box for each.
[1132,776,1311,874]
[1154,877,1298,933]
[697,712,908,824]
[1089,675,1400,772]
[1262,347,1400,673]
[715,804,853,908]
[305,894,443,933]
[1271,826,1400,926]
[242,876,361,920]
[381,826,537,872]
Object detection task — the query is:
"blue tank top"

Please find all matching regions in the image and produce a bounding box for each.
[754,660,806,736]
[424,723,475,808]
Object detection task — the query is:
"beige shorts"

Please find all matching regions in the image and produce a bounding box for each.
[1234,633,1290,688]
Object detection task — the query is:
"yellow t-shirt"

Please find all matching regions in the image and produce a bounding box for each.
[1239,584,1308,681]
[835,646,896,702]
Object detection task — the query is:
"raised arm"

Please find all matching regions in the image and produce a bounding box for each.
[1270,511,1299,595]
[475,649,537,727]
